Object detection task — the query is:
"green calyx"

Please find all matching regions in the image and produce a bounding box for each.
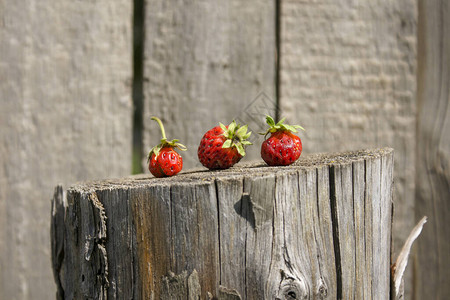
[148,117,187,160]
[219,120,252,157]
[260,115,305,138]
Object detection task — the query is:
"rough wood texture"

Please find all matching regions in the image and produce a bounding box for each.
[0,1,132,299]
[52,148,394,299]
[391,216,427,300]
[142,0,276,169]
[415,0,450,299]
[279,1,417,296]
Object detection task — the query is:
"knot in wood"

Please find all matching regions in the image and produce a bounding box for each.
[277,277,307,300]
[317,281,328,298]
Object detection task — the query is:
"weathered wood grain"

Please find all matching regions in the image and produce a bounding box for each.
[369,154,383,299]
[415,0,450,298]
[331,163,356,299]
[171,180,220,298]
[316,166,337,299]
[52,148,394,299]
[98,188,134,299]
[131,184,172,299]
[142,0,276,169]
[244,174,276,299]
[216,176,246,297]
[51,186,65,300]
[0,1,132,299]
[353,160,369,299]
[279,2,416,296]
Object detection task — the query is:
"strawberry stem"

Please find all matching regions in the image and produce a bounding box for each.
[151,116,167,141]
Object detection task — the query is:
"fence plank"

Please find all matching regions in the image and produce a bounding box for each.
[0,1,132,299]
[279,1,416,296]
[142,0,276,169]
[415,0,450,298]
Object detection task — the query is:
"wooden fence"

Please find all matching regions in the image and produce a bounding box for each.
[0,0,448,299]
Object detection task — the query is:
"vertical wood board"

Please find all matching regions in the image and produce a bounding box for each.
[143,0,276,169]
[0,1,133,299]
[415,0,450,298]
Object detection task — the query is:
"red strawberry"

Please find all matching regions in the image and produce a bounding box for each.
[148,117,187,177]
[260,115,304,166]
[198,121,252,170]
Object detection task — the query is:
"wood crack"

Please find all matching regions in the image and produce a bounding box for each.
[215,179,222,285]
[329,166,342,299]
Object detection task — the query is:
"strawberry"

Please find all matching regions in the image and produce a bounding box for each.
[148,117,187,177]
[198,121,252,170]
[260,115,304,166]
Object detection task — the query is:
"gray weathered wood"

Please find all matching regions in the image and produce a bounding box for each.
[0,1,132,299]
[142,0,276,169]
[51,186,66,300]
[99,188,134,299]
[415,0,450,298]
[216,176,246,297]
[353,160,369,299]
[244,174,276,299]
[279,2,416,296]
[170,180,219,298]
[391,216,427,300]
[52,148,394,299]
[131,184,172,299]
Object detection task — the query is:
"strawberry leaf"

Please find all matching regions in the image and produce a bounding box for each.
[236,124,248,137]
[228,121,237,133]
[175,143,188,151]
[148,145,162,162]
[266,115,276,127]
[235,143,245,156]
[218,120,252,157]
[219,122,227,132]
[222,139,232,148]
[243,131,252,140]
[262,115,305,136]
[283,124,298,132]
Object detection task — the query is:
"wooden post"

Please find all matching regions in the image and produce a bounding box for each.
[52,148,394,299]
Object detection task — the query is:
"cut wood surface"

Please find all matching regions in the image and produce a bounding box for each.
[142,0,276,169]
[52,148,394,299]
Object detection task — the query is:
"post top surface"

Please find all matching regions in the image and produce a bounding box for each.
[68,148,393,192]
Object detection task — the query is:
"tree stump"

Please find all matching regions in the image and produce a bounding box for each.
[51,148,394,299]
